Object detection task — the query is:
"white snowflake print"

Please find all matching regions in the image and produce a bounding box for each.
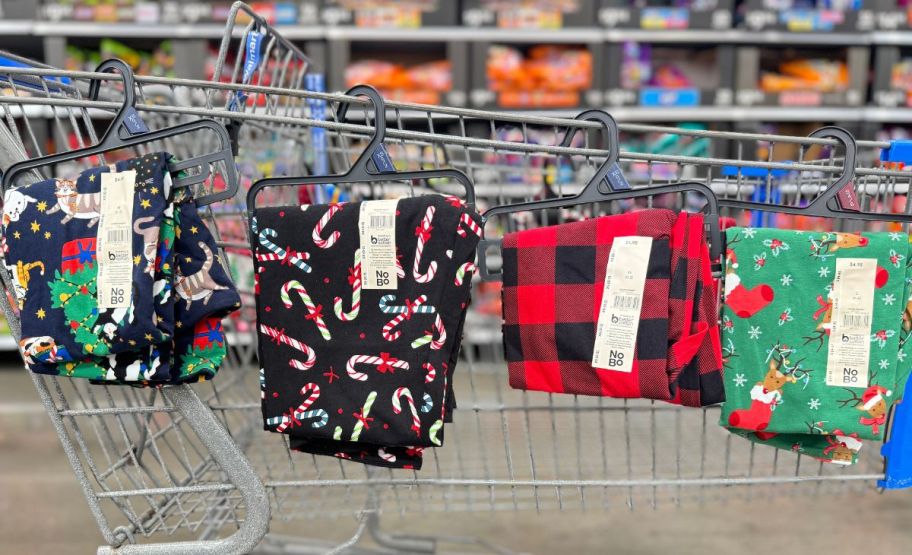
[753,252,768,270]
[890,232,903,242]
[883,293,897,306]
[818,266,831,278]
[778,307,794,326]
[733,374,747,387]
[743,228,757,238]
[899,350,907,363]
[872,329,896,348]
[748,326,762,340]
[780,274,793,286]
[762,238,790,257]
[808,398,821,410]
[890,249,906,268]
[879,359,890,370]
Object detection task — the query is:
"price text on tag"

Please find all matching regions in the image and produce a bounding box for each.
[826,258,876,388]
[96,170,136,309]
[359,200,399,290]
[592,236,652,372]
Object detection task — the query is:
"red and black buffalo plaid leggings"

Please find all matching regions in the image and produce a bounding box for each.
[501,209,724,407]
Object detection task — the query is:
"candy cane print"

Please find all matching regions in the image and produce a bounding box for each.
[259,324,316,370]
[456,212,482,238]
[267,383,327,432]
[412,205,437,283]
[428,419,443,446]
[455,261,477,286]
[395,257,405,279]
[333,249,361,321]
[422,362,436,383]
[378,294,436,315]
[333,426,343,440]
[392,387,422,437]
[351,391,377,442]
[312,203,343,249]
[346,353,410,381]
[259,368,265,399]
[378,448,397,463]
[281,280,332,341]
[257,228,312,273]
[410,314,446,350]
[420,392,433,413]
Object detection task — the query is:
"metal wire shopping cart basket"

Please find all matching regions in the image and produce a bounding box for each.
[0,3,910,554]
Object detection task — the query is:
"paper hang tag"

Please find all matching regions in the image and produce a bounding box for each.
[359,199,398,290]
[592,236,652,372]
[96,170,136,309]
[826,258,876,388]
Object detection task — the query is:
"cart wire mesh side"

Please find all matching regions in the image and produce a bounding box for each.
[0,9,909,553]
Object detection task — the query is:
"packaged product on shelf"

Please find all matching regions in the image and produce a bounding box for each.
[501,209,723,407]
[486,44,593,108]
[760,58,849,93]
[345,59,452,104]
[720,227,911,465]
[255,195,481,469]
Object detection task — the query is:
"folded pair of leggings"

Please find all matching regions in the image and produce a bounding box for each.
[3,154,240,383]
[255,194,481,469]
[502,209,723,407]
[719,228,912,464]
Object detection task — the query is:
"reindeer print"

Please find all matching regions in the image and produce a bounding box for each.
[727,343,811,432]
[838,383,892,435]
[46,178,102,227]
[133,216,160,277]
[810,232,869,259]
[175,241,228,308]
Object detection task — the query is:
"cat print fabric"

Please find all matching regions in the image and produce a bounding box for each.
[3,153,240,383]
[255,194,481,469]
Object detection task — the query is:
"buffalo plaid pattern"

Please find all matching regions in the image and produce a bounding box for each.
[502,209,723,407]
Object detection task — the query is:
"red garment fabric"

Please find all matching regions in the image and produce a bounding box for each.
[501,209,723,407]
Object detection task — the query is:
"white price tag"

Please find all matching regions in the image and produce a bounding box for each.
[359,200,398,290]
[592,236,652,372]
[96,170,135,309]
[826,258,876,388]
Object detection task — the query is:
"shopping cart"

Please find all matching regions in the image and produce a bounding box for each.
[0,3,910,554]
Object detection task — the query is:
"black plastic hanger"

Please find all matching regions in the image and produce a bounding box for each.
[476,109,723,281]
[1,58,240,206]
[245,85,477,216]
[717,126,906,223]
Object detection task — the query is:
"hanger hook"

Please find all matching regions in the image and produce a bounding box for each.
[86,58,137,144]
[336,85,387,173]
[804,125,858,210]
[559,109,621,167]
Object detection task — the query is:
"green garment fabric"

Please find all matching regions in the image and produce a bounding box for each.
[719,227,912,465]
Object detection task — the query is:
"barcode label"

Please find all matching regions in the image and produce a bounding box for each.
[842,313,869,329]
[826,258,876,387]
[359,200,399,290]
[613,295,640,311]
[370,215,394,228]
[592,236,652,372]
[107,228,127,243]
[97,170,136,309]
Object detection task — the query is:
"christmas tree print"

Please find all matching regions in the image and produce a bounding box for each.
[48,264,112,356]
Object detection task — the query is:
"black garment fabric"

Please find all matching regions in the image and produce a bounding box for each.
[255,194,480,469]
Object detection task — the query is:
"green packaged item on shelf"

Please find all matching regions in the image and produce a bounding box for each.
[720,227,912,465]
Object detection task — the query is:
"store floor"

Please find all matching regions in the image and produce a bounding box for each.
[2,359,911,555]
